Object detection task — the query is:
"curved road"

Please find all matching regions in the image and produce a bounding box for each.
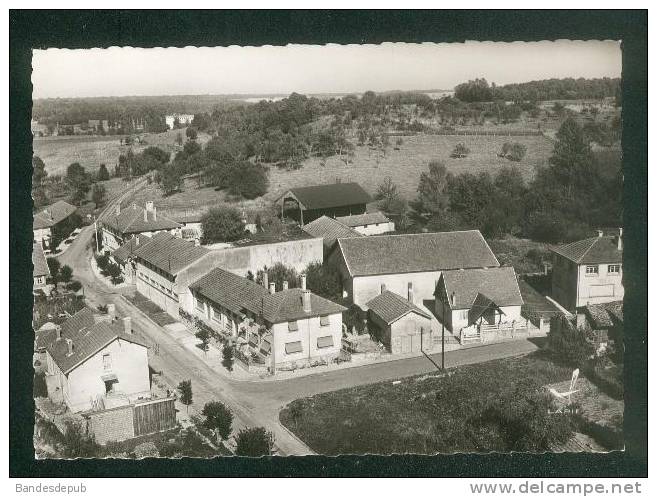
[57,187,540,456]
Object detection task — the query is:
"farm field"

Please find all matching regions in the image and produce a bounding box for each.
[33,129,212,177]
[267,133,554,202]
[279,351,574,455]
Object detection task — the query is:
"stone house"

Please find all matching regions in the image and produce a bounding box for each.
[551,230,623,313]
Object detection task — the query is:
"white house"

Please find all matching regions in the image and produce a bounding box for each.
[330,230,500,308]
[32,241,51,290]
[33,200,78,250]
[434,266,524,334]
[187,269,346,372]
[42,309,150,413]
[335,211,395,236]
[165,113,195,129]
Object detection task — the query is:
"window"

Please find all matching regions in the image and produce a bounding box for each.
[317,335,334,349]
[102,353,112,371]
[585,265,599,275]
[195,297,204,312]
[285,341,303,354]
[288,320,298,332]
[320,315,330,327]
[212,307,222,323]
[608,264,621,274]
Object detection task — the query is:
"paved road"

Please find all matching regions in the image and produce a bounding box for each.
[56,187,541,455]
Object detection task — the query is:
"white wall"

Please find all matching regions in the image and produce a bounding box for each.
[352,221,395,236]
[351,271,442,308]
[135,262,180,317]
[34,227,52,247]
[576,263,624,308]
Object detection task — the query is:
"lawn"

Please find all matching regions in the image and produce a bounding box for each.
[279,352,573,455]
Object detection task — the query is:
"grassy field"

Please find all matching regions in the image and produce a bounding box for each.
[267,133,554,202]
[33,129,212,177]
[279,352,573,455]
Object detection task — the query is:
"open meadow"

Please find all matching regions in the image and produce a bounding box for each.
[33,128,212,177]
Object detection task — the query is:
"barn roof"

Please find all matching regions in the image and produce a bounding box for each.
[335,211,390,227]
[301,215,364,249]
[584,301,623,328]
[366,290,431,324]
[133,232,209,276]
[33,200,77,230]
[551,235,623,264]
[281,182,372,210]
[438,266,524,310]
[101,203,181,235]
[32,242,50,278]
[336,230,499,277]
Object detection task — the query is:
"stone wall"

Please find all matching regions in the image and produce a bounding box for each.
[85,405,135,445]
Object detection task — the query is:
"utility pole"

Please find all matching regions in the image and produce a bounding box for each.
[94,215,100,253]
[441,317,445,370]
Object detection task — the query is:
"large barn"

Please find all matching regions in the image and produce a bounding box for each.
[278,182,372,226]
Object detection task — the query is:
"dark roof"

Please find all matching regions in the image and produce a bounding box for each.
[366,290,431,324]
[282,182,372,210]
[60,308,97,337]
[584,301,623,328]
[44,320,148,374]
[101,204,181,235]
[133,232,209,276]
[190,268,346,324]
[336,211,390,227]
[111,234,153,264]
[468,293,501,323]
[302,215,364,249]
[551,236,623,264]
[337,230,499,277]
[33,200,77,230]
[170,212,204,224]
[32,242,50,278]
[439,267,524,310]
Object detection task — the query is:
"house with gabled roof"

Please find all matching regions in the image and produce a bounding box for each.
[187,269,346,372]
[330,230,500,308]
[551,229,623,313]
[32,241,51,289]
[100,201,181,252]
[278,182,372,226]
[434,266,524,334]
[110,234,153,283]
[301,215,364,255]
[41,308,150,413]
[33,200,78,250]
[335,211,395,236]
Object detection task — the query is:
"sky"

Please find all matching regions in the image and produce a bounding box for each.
[32,40,622,99]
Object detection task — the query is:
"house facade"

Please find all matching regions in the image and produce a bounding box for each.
[165,113,195,129]
[33,200,78,250]
[330,230,500,309]
[32,241,51,289]
[42,310,150,413]
[187,269,346,372]
[335,211,395,236]
[100,201,181,252]
[434,266,524,334]
[551,230,623,313]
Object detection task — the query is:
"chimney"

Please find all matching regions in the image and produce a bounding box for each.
[282,280,289,290]
[450,292,456,306]
[302,289,312,313]
[65,338,73,356]
[263,272,269,289]
[135,236,140,246]
[123,316,132,334]
[407,282,414,303]
[132,203,137,210]
[380,283,386,294]
[597,229,604,237]
[269,282,276,295]
[300,274,307,291]
[146,201,154,212]
[107,303,116,322]
[56,326,62,340]
[194,238,200,247]
[153,206,157,221]
[144,209,148,222]
[115,204,121,216]
[617,227,623,251]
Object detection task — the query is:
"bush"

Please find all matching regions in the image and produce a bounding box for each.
[451,143,470,158]
[62,421,101,458]
[226,162,269,199]
[34,372,48,398]
[201,206,245,244]
[66,280,82,292]
[235,427,275,456]
[201,401,234,440]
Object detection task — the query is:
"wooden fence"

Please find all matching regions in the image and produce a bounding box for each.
[133,397,177,437]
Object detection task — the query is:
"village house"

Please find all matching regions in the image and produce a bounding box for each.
[434,266,524,336]
[301,215,364,256]
[576,300,623,350]
[165,113,195,129]
[110,234,153,284]
[100,201,182,252]
[551,229,623,313]
[32,241,51,290]
[330,230,500,309]
[171,212,204,241]
[335,211,395,236]
[278,182,372,226]
[40,308,151,413]
[187,269,346,372]
[33,200,78,250]
[367,287,433,354]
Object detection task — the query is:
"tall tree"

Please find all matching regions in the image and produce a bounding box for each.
[549,118,594,198]
[96,163,110,181]
[91,184,106,207]
[177,380,193,413]
[415,161,450,216]
[201,401,233,441]
[200,206,245,244]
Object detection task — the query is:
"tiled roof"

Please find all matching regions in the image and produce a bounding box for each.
[111,234,153,263]
[335,211,390,227]
[60,308,96,337]
[282,182,372,210]
[366,290,431,324]
[439,266,524,310]
[585,301,623,328]
[33,200,77,230]
[32,242,50,277]
[551,236,623,264]
[133,232,209,276]
[44,320,148,374]
[337,230,499,277]
[301,215,364,249]
[101,204,181,235]
[190,268,346,324]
